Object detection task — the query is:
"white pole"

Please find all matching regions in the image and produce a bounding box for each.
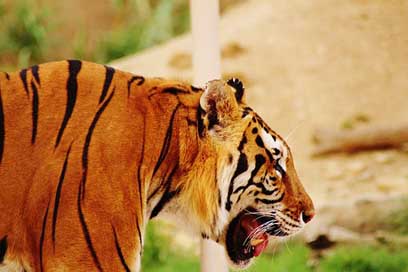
[190,0,221,81]
[190,0,228,272]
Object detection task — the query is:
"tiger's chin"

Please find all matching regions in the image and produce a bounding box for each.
[223,208,290,269]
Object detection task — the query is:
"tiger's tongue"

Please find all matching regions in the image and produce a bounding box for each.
[240,214,269,257]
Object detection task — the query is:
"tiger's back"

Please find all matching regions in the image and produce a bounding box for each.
[0,60,202,271]
[0,60,138,230]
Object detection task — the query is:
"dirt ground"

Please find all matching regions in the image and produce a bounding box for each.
[112,0,408,244]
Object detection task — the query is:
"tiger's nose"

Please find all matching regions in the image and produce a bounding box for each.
[299,192,315,224]
[301,209,315,224]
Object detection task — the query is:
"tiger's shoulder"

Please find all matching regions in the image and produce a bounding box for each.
[0,60,203,105]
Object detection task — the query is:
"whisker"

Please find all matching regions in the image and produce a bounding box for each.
[243,220,277,247]
[244,219,281,248]
[284,120,305,143]
[284,239,292,254]
[238,208,304,252]
[274,212,302,229]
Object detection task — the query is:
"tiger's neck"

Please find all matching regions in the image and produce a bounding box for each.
[139,85,203,217]
[141,90,221,236]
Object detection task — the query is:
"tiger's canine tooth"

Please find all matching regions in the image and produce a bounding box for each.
[250,238,264,246]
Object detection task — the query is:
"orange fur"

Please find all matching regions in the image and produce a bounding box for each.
[0,61,314,271]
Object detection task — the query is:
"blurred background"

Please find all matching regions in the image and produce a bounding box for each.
[1,0,408,271]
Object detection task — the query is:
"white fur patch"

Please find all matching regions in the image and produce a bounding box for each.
[0,259,26,272]
[260,129,281,151]
[216,159,238,235]
[232,163,255,189]
[260,129,287,171]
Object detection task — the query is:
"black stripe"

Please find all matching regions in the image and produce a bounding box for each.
[190,85,201,92]
[242,109,250,118]
[112,226,131,272]
[0,85,4,164]
[20,69,29,95]
[225,133,249,210]
[136,117,146,212]
[30,81,39,144]
[152,104,180,176]
[147,165,177,202]
[147,182,161,203]
[243,106,252,113]
[218,190,222,206]
[51,144,72,248]
[265,149,274,163]
[237,135,247,151]
[186,118,196,127]
[256,192,285,205]
[77,184,103,271]
[5,73,10,80]
[55,60,82,148]
[234,154,266,203]
[76,90,114,271]
[255,134,274,162]
[254,113,277,141]
[162,87,190,95]
[226,153,248,211]
[135,216,142,249]
[40,201,50,272]
[99,66,115,104]
[127,76,145,97]
[0,236,7,263]
[233,179,279,198]
[275,161,286,177]
[197,106,205,137]
[255,135,264,148]
[150,188,180,219]
[278,215,299,228]
[252,154,266,178]
[150,166,178,219]
[207,99,218,131]
[259,187,279,196]
[151,165,178,219]
[81,90,115,199]
[31,65,40,85]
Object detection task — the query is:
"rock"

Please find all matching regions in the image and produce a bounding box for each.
[325,162,345,180]
[328,226,361,242]
[373,152,395,164]
[357,170,374,182]
[347,160,367,175]
[307,234,336,250]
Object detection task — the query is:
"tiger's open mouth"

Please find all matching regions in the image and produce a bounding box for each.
[225,208,288,266]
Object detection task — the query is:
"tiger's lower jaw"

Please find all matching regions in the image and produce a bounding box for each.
[224,209,289,269]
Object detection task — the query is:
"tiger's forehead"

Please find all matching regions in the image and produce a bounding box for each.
[243,108,289,161]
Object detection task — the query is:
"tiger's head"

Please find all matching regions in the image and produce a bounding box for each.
[187,78,315,269]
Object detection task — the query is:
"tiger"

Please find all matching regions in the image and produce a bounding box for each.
[0,60,314,271]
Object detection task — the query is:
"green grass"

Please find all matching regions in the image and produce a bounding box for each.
[319,246,408,272]
[0,0,190,70]
[388,198,408,235]
[142,221,200,272]
[96,0,190,63]
[141,228,408,272]
[0,0,51,67]
[243,244,312,272]
[143,256,199,272]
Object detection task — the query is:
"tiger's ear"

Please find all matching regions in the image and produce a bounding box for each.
[227,78,246,103]
[199,79,244,135]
